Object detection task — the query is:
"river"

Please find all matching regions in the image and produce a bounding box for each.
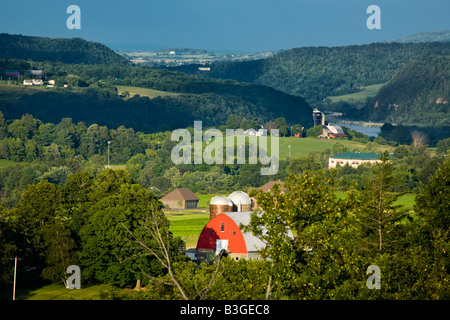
[333,123,381,137]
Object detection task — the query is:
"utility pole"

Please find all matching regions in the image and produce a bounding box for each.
[12,256,18,300]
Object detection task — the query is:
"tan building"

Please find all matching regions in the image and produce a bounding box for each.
[251,181,286,210]
[328,152,383,169]
[160,188,199,209]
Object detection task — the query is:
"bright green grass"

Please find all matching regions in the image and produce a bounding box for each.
[0,159,16,168]
[327,83,386,103]
[12,283,111,300]
[167,211,210,248]
[116,85,181,99]
[197,194,220,208]
[395,193,416,210]
[337,192,416,210]
[207,136,367,162]
[277,137,366,160]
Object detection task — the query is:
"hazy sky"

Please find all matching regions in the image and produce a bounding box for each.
[1,0,449,52]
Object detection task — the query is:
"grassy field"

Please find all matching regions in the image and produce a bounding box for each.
[327,83,386,103]
[115,85,181,99]
[277,136,368,160]
[4,283,112,300]
[0,159,16,168]
[166,209,210,248]
[197,193,221,208]
[395,193,417,211]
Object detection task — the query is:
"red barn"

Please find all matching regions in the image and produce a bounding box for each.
[196,211,266,262]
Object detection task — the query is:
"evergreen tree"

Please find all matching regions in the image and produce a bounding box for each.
[351,151,410,253]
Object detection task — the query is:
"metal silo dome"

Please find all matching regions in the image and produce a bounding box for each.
[228,191,252,205]
[210,195,230,206]
[228,191,252,212]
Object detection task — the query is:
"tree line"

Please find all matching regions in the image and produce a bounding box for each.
[0,58,313,132]
[0,33,129,65]
[0,112,447,207]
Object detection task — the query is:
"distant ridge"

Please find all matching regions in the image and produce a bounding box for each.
[390,30,450,43]
[0,33,130,65]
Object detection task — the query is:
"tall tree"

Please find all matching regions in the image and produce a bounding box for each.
[351,151,409,253]
[78,169,172,287]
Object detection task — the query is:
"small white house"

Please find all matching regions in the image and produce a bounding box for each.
[244,128,267,136]
[32,79,43,86]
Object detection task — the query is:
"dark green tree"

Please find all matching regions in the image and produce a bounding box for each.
[78,169,172,287]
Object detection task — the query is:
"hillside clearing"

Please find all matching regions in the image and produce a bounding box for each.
[327,83,386,103]
[115,85,181,99]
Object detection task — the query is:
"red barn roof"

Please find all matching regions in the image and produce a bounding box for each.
[196,212,266,255]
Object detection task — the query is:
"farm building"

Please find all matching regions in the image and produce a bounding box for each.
[313,108,325,126]
[28,70,43,78]
[209,191,253,220]
[192,190,293,263]
[196,210,294,262]
[328,152,384,169]
[250,181,286,210]
[4,70,22,77]
[319,125,348,139]
[196,211,262,262]
[259,180,286,193]
[160,188,199,209]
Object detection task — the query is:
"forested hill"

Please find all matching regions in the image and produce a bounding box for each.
[353,55,450,127]
[0,33,130,65]
[172,42,450,105]
[0,59,313,132]
[390,30,450,43]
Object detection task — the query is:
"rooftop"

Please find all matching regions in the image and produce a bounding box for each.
[161,188,199,201]
[330,152,381,160]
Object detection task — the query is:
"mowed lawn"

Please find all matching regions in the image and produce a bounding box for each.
[166,209,210,249]
[4,283,111,300]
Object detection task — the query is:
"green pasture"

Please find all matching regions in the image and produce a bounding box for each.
[115,85,181,99]
[166,209,210,248]
[0,159,16,168]
[277,137,366,160]
[203,136,368,162]
[1,283,111,300]
[327,83,386,103]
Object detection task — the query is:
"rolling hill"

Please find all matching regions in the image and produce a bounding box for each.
[0,33,313,132]
[390,30,450,43]
[0,33,130,65]
[172,42,450,107]
[356,55,450,127]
